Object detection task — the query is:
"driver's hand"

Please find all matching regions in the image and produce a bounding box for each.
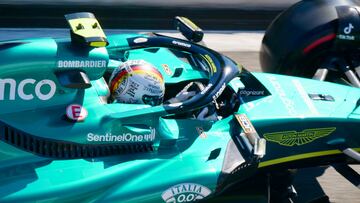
[197,107,220,121]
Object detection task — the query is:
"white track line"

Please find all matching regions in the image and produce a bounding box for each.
[292,79,319,115]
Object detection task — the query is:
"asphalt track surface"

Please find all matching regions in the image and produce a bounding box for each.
[0,29,359,202]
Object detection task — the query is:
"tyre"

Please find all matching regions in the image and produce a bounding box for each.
[260,0,360,85]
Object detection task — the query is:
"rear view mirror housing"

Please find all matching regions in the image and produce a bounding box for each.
[174,16,204,43]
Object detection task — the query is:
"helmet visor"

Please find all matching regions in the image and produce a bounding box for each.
[142,94,163,106]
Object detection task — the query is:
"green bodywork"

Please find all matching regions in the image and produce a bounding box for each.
[0,33,359,203]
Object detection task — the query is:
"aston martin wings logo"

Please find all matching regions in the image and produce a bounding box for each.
[264,127,336,147]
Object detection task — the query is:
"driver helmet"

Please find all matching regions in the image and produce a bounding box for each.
[109,60,165,106]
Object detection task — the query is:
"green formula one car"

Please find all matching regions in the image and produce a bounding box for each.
[0,6,359,203]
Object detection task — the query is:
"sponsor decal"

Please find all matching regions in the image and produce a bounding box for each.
[57,60,107,68]
[264,127,336,147]
[338,34,355,40]
[239,90,265,97]
[133,37,148,43]
[267,76,298,116]
[200,84,213,95]
[212,83,226,100]
[344,23,354,35]
[338,23,355,40]
[87,128,156,142]
[125,81,140,98]
[234,114,255,134]
[196,127,207,139]
[66,104,88,121]
[162,64,173,76]
[172,40,191,48]
[241,96,273,111]
[0,78,56,101]
[162,183,211,203]
[202,55,217,74]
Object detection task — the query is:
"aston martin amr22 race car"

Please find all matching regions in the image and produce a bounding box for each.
[0,9,359,203]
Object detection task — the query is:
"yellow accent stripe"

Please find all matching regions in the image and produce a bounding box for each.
[181,17,201,31]
[90,41,107,47]
[258,148,360,168]
[201,55,216,74]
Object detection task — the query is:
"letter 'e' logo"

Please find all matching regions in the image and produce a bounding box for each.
[66,104,88,121]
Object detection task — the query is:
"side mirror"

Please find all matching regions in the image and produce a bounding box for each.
[174,16,204,43]
[55,70,91,89]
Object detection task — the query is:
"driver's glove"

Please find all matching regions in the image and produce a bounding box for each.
[197,107,220,121]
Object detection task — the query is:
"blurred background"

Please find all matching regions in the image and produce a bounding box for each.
[0,0,299,29]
